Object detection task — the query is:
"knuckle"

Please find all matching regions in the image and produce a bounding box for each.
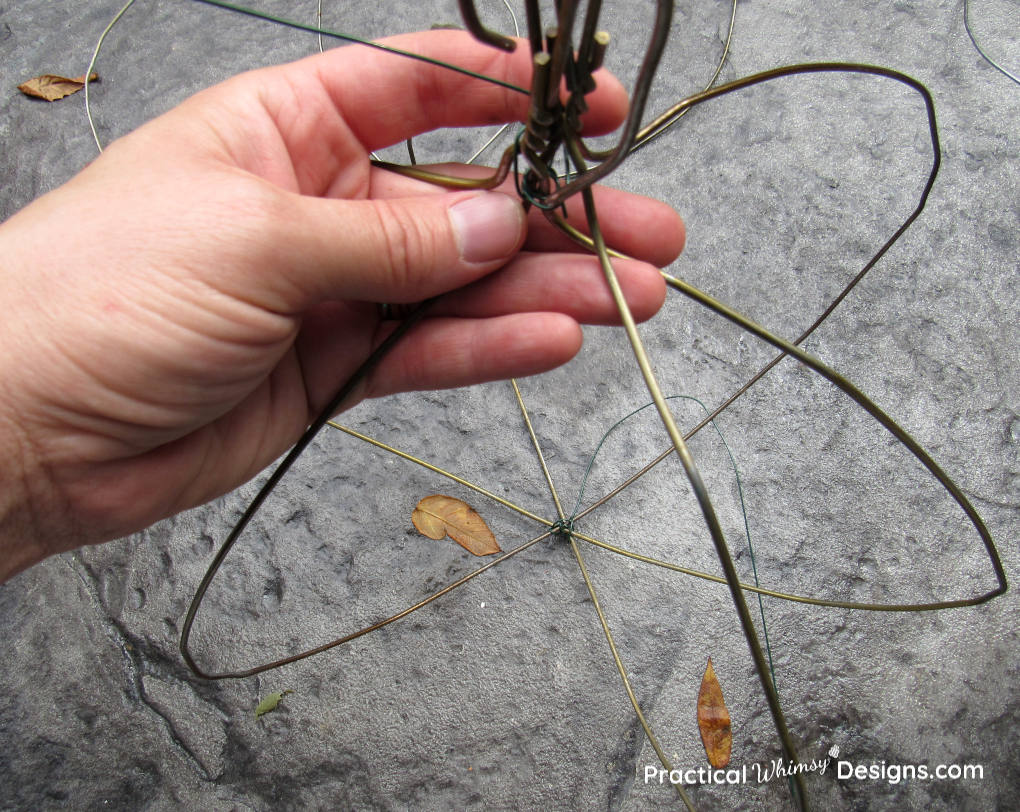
[373,199,438,290]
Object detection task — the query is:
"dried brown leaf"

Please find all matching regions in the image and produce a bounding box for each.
[697,657,732,768]
[18,72,97,102]
[411,495,500,556]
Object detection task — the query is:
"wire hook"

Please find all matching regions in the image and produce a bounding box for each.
[457,0,517,52]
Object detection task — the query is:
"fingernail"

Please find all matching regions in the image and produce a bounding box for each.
[448,193,523,263]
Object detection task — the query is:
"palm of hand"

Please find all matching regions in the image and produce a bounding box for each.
[0,31,680,551]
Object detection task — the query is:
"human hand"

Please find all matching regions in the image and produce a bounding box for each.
[0,30,684,578]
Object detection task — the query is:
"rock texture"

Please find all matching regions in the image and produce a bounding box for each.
[1,1,1016,810]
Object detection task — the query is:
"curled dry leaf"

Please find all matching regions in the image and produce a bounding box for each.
[411,495,501,556]
[697,657,732,768]
[18,72,98,102]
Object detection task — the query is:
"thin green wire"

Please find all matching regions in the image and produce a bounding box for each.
[189,0,529,95]
[570,395,779,694]
[86,1,527,154]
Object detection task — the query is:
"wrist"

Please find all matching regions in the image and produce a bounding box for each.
[0,319,71,581]
[0,227,81,581]
[0,408,50,581]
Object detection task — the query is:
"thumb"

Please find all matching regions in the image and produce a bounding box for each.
[266,189,526,310]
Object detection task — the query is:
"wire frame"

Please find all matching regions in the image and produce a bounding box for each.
[2,2,1012,810]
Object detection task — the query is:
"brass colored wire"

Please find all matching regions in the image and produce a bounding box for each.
[574,153,809,810]
[540,60,1004,612]
[326,421,550,527]
[573,530,1002,612]
[581,0,737,161]
[574,0,605,86]
[569,535,697,811]
[180,299,438,678]
[638,62,928,149]
[330,413,999,612]
[510,379,568,521]
[544,0,581,111]
[84,0,138,152]
[372,146,515,190]
[187,531,552,680]
[547,211,628,258]
[661,271,1007,605]
[635,0,736,149]
[466,0,522,164]
[162,5,1010,810]
[537,0,675,208]
[541,61,1009,616]
[332,384,992,614]
[457,0,517,52]
[512,365,698,810]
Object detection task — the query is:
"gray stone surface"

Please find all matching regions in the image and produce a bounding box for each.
[1,1,1017,809]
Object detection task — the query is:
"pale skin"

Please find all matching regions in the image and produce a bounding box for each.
[0,31,685,583]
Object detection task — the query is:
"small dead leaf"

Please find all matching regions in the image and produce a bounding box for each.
[412,495,501,556]
[18,72,97,102]
[697,657,732,768]
[254,689,293,719]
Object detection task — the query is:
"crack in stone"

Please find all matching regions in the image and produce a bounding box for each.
[63,553,221,781]
[607,716,647,809]
[63,554,140,699]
